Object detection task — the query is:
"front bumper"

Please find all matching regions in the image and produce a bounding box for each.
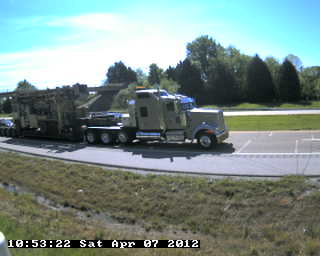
[216,129,229,143]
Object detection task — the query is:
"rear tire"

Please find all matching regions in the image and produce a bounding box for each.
[100,132,112,145]
[86,131,97,144]
[197,132,216,150]
[117,131,131,145]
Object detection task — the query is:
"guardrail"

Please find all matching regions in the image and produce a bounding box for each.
[0,232,11,256]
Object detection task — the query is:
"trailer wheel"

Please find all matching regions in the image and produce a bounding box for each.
[7,128,13,137]
[86,131,97,144]
[118,131,131,145]
[197,132,216,150]
[100,132,112,145]
[11,129,17,138]
[3,128,9,137]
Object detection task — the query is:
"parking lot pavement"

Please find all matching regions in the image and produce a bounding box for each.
[228,131,320,154]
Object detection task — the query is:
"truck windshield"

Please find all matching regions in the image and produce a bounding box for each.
[181,102,195,110]
[179,96,195,110]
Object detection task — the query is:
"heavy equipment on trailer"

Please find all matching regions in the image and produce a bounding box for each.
[0,85,229,149]
[7,84,89,140]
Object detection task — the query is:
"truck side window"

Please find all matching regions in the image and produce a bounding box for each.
[166,102,174,111]
[137,93,150,99]
[140,107,148,117]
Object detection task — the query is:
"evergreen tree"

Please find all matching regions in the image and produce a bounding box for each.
[177,59,204,103]
[278,59,301,101]
[106,61,137,84]
[265,57,281,98]
[207,59,239,104]
[246,55,276,102]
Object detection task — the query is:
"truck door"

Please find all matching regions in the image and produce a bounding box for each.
[163,100,185,130]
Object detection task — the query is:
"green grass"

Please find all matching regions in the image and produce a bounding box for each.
[1,152,320,255]
[0,113,11,118]
[203,100,320,110]
[226,114,320,131]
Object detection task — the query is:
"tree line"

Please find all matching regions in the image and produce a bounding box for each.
[0,80,37,114]
[1,35,320,113]
[107,35,320,108]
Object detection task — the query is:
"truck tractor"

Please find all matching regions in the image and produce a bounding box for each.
[84,88,229,149]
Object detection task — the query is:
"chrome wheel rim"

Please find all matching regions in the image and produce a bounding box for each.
[101,133,111,144]
[199,135,211,148]
[118,132,128,143]
[86,132,95,143]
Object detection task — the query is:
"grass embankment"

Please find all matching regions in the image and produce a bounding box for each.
[1,152,320,255]
[203,101,320,110]
[226,114,320,131]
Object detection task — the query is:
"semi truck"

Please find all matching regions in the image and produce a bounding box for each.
[0,85,229,149]
[83,88,229,149]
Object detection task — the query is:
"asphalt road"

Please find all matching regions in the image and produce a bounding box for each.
[1,131,320,177]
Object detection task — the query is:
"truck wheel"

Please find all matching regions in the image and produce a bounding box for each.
[118,131,131,145]
[197,132,216,149]
[100,132,112,145]
[0,128,3,136]
[86,131,97,144]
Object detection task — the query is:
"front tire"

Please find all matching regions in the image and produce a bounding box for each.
[197,132,216,149]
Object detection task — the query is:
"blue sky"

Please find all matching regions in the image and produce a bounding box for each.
[0,0,319,91]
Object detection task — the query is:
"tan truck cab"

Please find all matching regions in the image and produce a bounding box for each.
[121,88,229,149]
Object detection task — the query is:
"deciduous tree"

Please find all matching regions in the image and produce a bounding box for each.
[15,80,37,92]
[186,35,224,80]
[3,97,12,114]
[148,63,162,85]
[106,61,137,84]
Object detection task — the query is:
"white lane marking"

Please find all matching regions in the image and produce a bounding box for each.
[295,140,299,153]
[237,140,252,153]
[234,152,320,155]
[269,132,273,136]
[302,138,320,142]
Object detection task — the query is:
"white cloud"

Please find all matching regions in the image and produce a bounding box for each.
[0,13,188,91]
[46,13,126,32]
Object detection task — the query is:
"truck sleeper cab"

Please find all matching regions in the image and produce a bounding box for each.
[85,88,229,149]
